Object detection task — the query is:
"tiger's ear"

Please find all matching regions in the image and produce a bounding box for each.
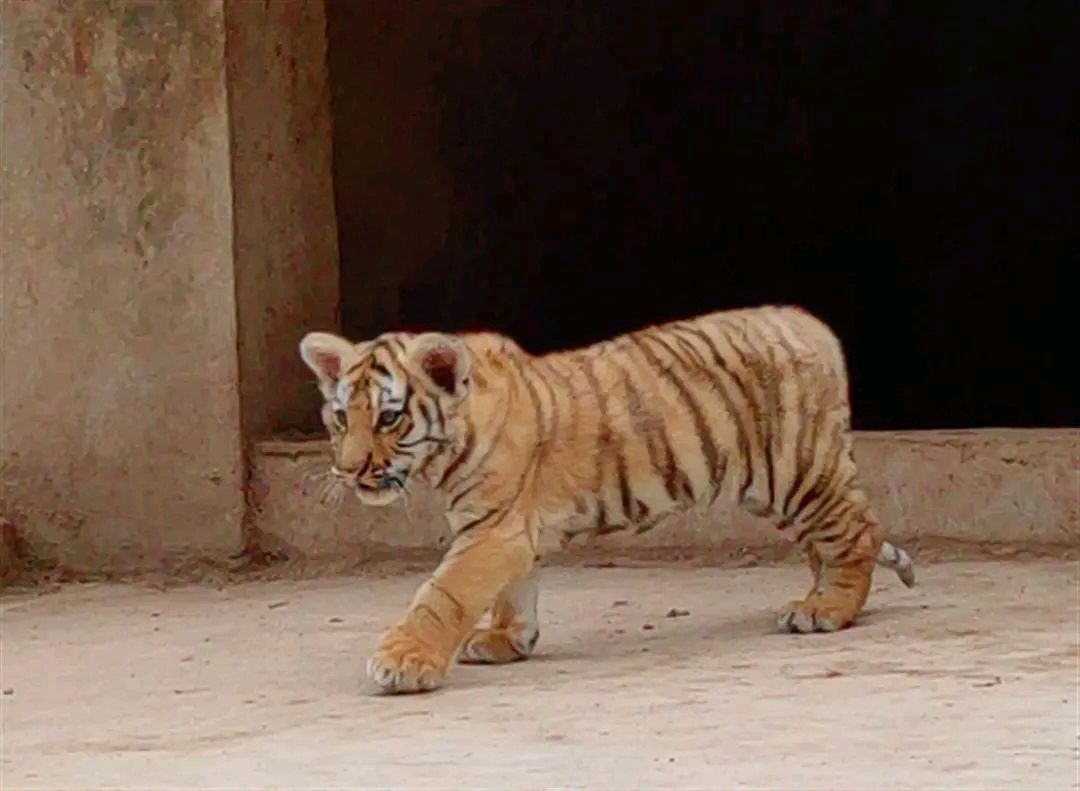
[408,333,471,400]
[299,332,359,396]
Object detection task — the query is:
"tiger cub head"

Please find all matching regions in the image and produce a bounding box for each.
[299,331,471,506]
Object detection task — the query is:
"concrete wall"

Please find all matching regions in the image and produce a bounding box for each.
[1,0,245,572]
[225,0,339,441]
[250,430,1079,564]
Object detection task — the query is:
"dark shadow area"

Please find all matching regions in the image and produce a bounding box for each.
[327,1,1077,429]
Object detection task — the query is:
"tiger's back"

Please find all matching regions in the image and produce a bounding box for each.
[507,306,858,542]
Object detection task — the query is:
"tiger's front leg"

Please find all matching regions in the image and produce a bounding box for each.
[458,571,540,664]
[366,518,534,694]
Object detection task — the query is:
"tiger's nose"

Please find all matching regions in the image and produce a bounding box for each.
[333,455,371,479]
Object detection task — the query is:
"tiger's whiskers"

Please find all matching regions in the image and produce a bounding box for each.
[393,478,419,527]
[313,473,348,511]
[302,468,332,495]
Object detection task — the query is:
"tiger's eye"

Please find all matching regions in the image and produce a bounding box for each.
[376,409,403,430]
[333,408,348,430]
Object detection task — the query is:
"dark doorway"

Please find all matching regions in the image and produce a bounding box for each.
[326,1,1077,429]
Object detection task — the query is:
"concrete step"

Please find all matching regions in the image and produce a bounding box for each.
[250,429,1078,563]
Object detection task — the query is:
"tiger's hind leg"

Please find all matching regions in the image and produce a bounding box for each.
[458,571,540,664]
[804,544,824,599]
[802,515,915,599]
[778,488,884,633]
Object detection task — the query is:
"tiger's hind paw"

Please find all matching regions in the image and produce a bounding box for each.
[458,626,538,665]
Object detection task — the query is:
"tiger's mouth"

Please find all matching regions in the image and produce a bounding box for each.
[332,461,407,491]
[353,471,407,506]
[352,483,402,506]
[357,473,406,494]
[328,464,406,506]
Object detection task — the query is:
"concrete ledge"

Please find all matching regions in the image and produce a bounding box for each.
[250,429,1079,562]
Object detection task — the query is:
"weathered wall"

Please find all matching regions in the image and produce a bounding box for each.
[1,0,244,572]
[250,430,1079,563]
[225,0,339,440]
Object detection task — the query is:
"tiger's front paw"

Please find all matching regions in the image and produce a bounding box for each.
[776,594,856,634]
[366,626,448,694]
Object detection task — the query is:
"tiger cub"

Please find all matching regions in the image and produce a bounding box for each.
[300,305,914,694]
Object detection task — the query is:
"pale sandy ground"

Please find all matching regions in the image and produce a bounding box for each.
[1,560,1077,790]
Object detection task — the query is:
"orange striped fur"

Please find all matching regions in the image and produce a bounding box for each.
[300,305,914,694]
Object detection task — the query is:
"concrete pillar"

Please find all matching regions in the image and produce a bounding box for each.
[2,0,244,572]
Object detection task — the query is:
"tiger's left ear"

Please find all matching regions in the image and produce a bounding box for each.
[408,334,471,400]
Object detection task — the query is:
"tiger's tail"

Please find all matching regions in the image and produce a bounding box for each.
[876,539,916,587]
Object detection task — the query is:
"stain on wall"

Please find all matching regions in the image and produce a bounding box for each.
[1,0,244,572]
[225,0,339,440]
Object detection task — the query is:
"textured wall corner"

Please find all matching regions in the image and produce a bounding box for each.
[249,430,1079,563]
[225,0,339,441]
[1,0,244,572]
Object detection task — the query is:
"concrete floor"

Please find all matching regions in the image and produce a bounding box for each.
[2,560,1077,789]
